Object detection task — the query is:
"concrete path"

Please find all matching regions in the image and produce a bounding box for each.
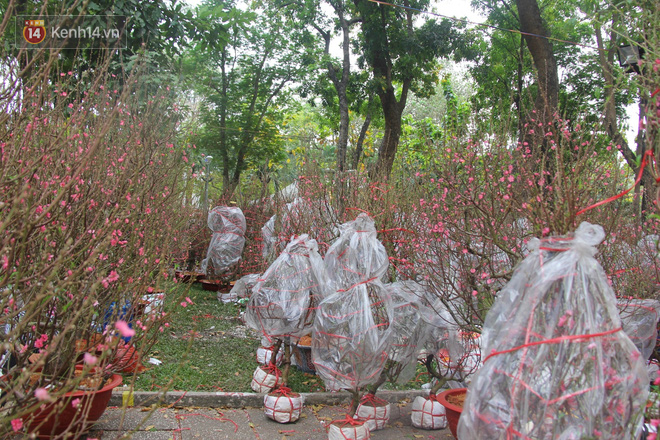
[87,390,456,440]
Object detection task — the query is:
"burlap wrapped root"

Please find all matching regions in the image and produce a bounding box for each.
[355,394,391,431]
[324,213,389,292]
[251,365,281,393]
[410,395,447,430]
[313,281,394,392]
[256,344,283,365]
[245,235,327,339]
[327,417,371,440]
[458,222,650,440]
[264,387,304,423]
[201,206,246,278]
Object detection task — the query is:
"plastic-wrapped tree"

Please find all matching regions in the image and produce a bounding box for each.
[245,234,327,389]
[200,206,246,281]
[261,197,338,263]
[324,213,389,292]
[616,298,660,362]
[351,280,429,431]
[314,280,394,415]
[459,222,650,439]
[313,213,395,432]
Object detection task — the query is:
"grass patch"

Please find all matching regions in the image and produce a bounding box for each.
[128,281,429,394]
[129,282,327,393]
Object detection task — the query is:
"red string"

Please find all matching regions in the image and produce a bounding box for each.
[652,88,660,98]
[483,327,623,364]
[271,386,293,396]
[360,392,388,406]
[333,414,364,427]
[576,150,654,216]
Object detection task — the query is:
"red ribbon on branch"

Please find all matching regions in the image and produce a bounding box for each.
[576,150,655,216]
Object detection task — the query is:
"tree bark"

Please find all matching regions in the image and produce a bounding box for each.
[516,0,559,125]
[353,101,373,170]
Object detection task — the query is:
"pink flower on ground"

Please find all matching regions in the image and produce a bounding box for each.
[11,418,23,432]
[115,320,135,338]
[35,388,50,401]
[83,352,98,365]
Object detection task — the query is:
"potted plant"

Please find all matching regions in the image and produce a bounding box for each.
[0,36,192,438]
[436,388,467,439]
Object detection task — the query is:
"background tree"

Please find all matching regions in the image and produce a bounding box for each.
[353,0,471,179]
[188,0,316,199]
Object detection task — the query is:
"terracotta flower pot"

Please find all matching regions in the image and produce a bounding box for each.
[436,388,467,439]
[22,367,123,439]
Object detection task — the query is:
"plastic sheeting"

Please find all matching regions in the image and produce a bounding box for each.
[200,206,246,279]
[245,235,327,341]
[383,281,429,384]
[617,298,660,360]
[261,197,338,262]
[458,222,649,440]
[324,213,389,293]
[221,273,260,303]
[313,280,393,392]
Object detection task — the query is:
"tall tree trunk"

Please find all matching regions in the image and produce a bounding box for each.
[353,101,373,170]
[516,0,559,153]
[372,88,404,179]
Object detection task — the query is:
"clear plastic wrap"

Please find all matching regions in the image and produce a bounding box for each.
[261,197,338,262]
[383,281,429,384]
[312,281,393,392]
[617,298,660,361]
[245,235,327,341]
[400,280,480,382]
[200,206,246,279]
[458,222,649,440]
[261,215,277,260]
[227,273,260,300]
[324,213,389,293]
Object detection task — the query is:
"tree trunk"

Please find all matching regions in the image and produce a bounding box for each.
[353,104,373,170]
[516,0,559,125]
[372,92,404,179]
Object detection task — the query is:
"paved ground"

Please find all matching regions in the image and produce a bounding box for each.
[87,390,456,440]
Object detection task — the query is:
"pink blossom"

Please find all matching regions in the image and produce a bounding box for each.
[180,301,188,307]
[71,398,81,408]
[83,352,98,365]
[11,418,23,432]
[35,388,50,401]
[115,320,135,338]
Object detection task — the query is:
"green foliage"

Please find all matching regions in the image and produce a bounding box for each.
[186,0,316,196]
